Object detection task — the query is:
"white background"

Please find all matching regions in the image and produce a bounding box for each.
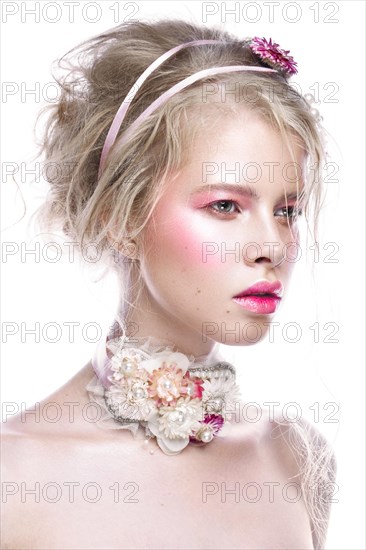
[1,1,365,548]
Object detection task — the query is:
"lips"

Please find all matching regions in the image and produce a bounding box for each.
[232,281,283,314]
[233,280,283,299]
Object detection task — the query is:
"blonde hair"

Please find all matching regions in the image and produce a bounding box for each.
[31,19,336,547]
[273,414,337,549]
[33,19,326,278]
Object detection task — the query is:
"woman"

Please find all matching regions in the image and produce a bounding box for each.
[2,19,336,549]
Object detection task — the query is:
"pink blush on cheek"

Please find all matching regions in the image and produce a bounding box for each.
[167,216,226,267]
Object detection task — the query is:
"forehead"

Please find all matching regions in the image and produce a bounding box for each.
[172,109,306,194]
[191,109,304,160]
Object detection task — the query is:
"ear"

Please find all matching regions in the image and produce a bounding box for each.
[107,229,140,262]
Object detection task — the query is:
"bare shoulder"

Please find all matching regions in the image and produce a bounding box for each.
[1,361,98,475]
[268,413,337,477]
[1,421,37,549]
[267,413,338,549]
[1,363,97,549]
[266,412,338,501]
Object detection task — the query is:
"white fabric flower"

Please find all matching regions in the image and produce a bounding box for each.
[109,347,150,383]
[158,397,203,438]
[146,397,203,455]
[202,378,242,415]
[86,375,144,438]
[105,378,157,421]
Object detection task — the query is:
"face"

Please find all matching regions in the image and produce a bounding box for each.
[137,110,306,347]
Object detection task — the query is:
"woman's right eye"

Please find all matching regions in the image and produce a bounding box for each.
[205,200,241,216]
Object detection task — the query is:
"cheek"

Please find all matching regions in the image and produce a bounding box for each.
[145,207,226,269]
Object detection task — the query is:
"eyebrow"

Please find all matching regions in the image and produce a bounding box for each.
[190,183,305,203]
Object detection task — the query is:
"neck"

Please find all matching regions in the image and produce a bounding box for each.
[117,289,225,364]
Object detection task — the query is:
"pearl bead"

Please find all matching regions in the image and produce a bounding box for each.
[123,361,134,373]
[173,411,185,424]
[201,429,214,443]
[162,379,172,389]
[132,387,145,399]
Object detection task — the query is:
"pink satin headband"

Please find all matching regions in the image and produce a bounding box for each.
[98,37,297,179]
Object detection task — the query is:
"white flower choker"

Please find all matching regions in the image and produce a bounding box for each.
[87,321,242,456]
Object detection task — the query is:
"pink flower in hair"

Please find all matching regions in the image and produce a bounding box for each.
[249,37,298,75]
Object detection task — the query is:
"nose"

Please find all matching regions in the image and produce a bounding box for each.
[242,211,295,268]
[243,241,286,268]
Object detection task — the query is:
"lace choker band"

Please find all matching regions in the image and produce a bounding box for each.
[87,320,242,456]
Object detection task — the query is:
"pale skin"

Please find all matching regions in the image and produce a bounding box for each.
[2,111,322,549]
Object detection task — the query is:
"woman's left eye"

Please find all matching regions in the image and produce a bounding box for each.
[206,200,241,216]
[275,205,303,220]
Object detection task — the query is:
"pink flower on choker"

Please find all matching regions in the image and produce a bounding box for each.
[148,363,204,406]
[249,36,298,75]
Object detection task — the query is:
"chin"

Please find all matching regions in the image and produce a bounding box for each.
[201,319,272,346]
[218,334,266,346]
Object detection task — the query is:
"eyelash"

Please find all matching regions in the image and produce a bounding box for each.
[206,200,303,222]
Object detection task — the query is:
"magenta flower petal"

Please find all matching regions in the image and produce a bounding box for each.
[203,413,224,434]
[189,413,225,443]
[249,36,298,75]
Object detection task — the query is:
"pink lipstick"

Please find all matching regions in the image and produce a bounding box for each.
[232,280,283,314]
